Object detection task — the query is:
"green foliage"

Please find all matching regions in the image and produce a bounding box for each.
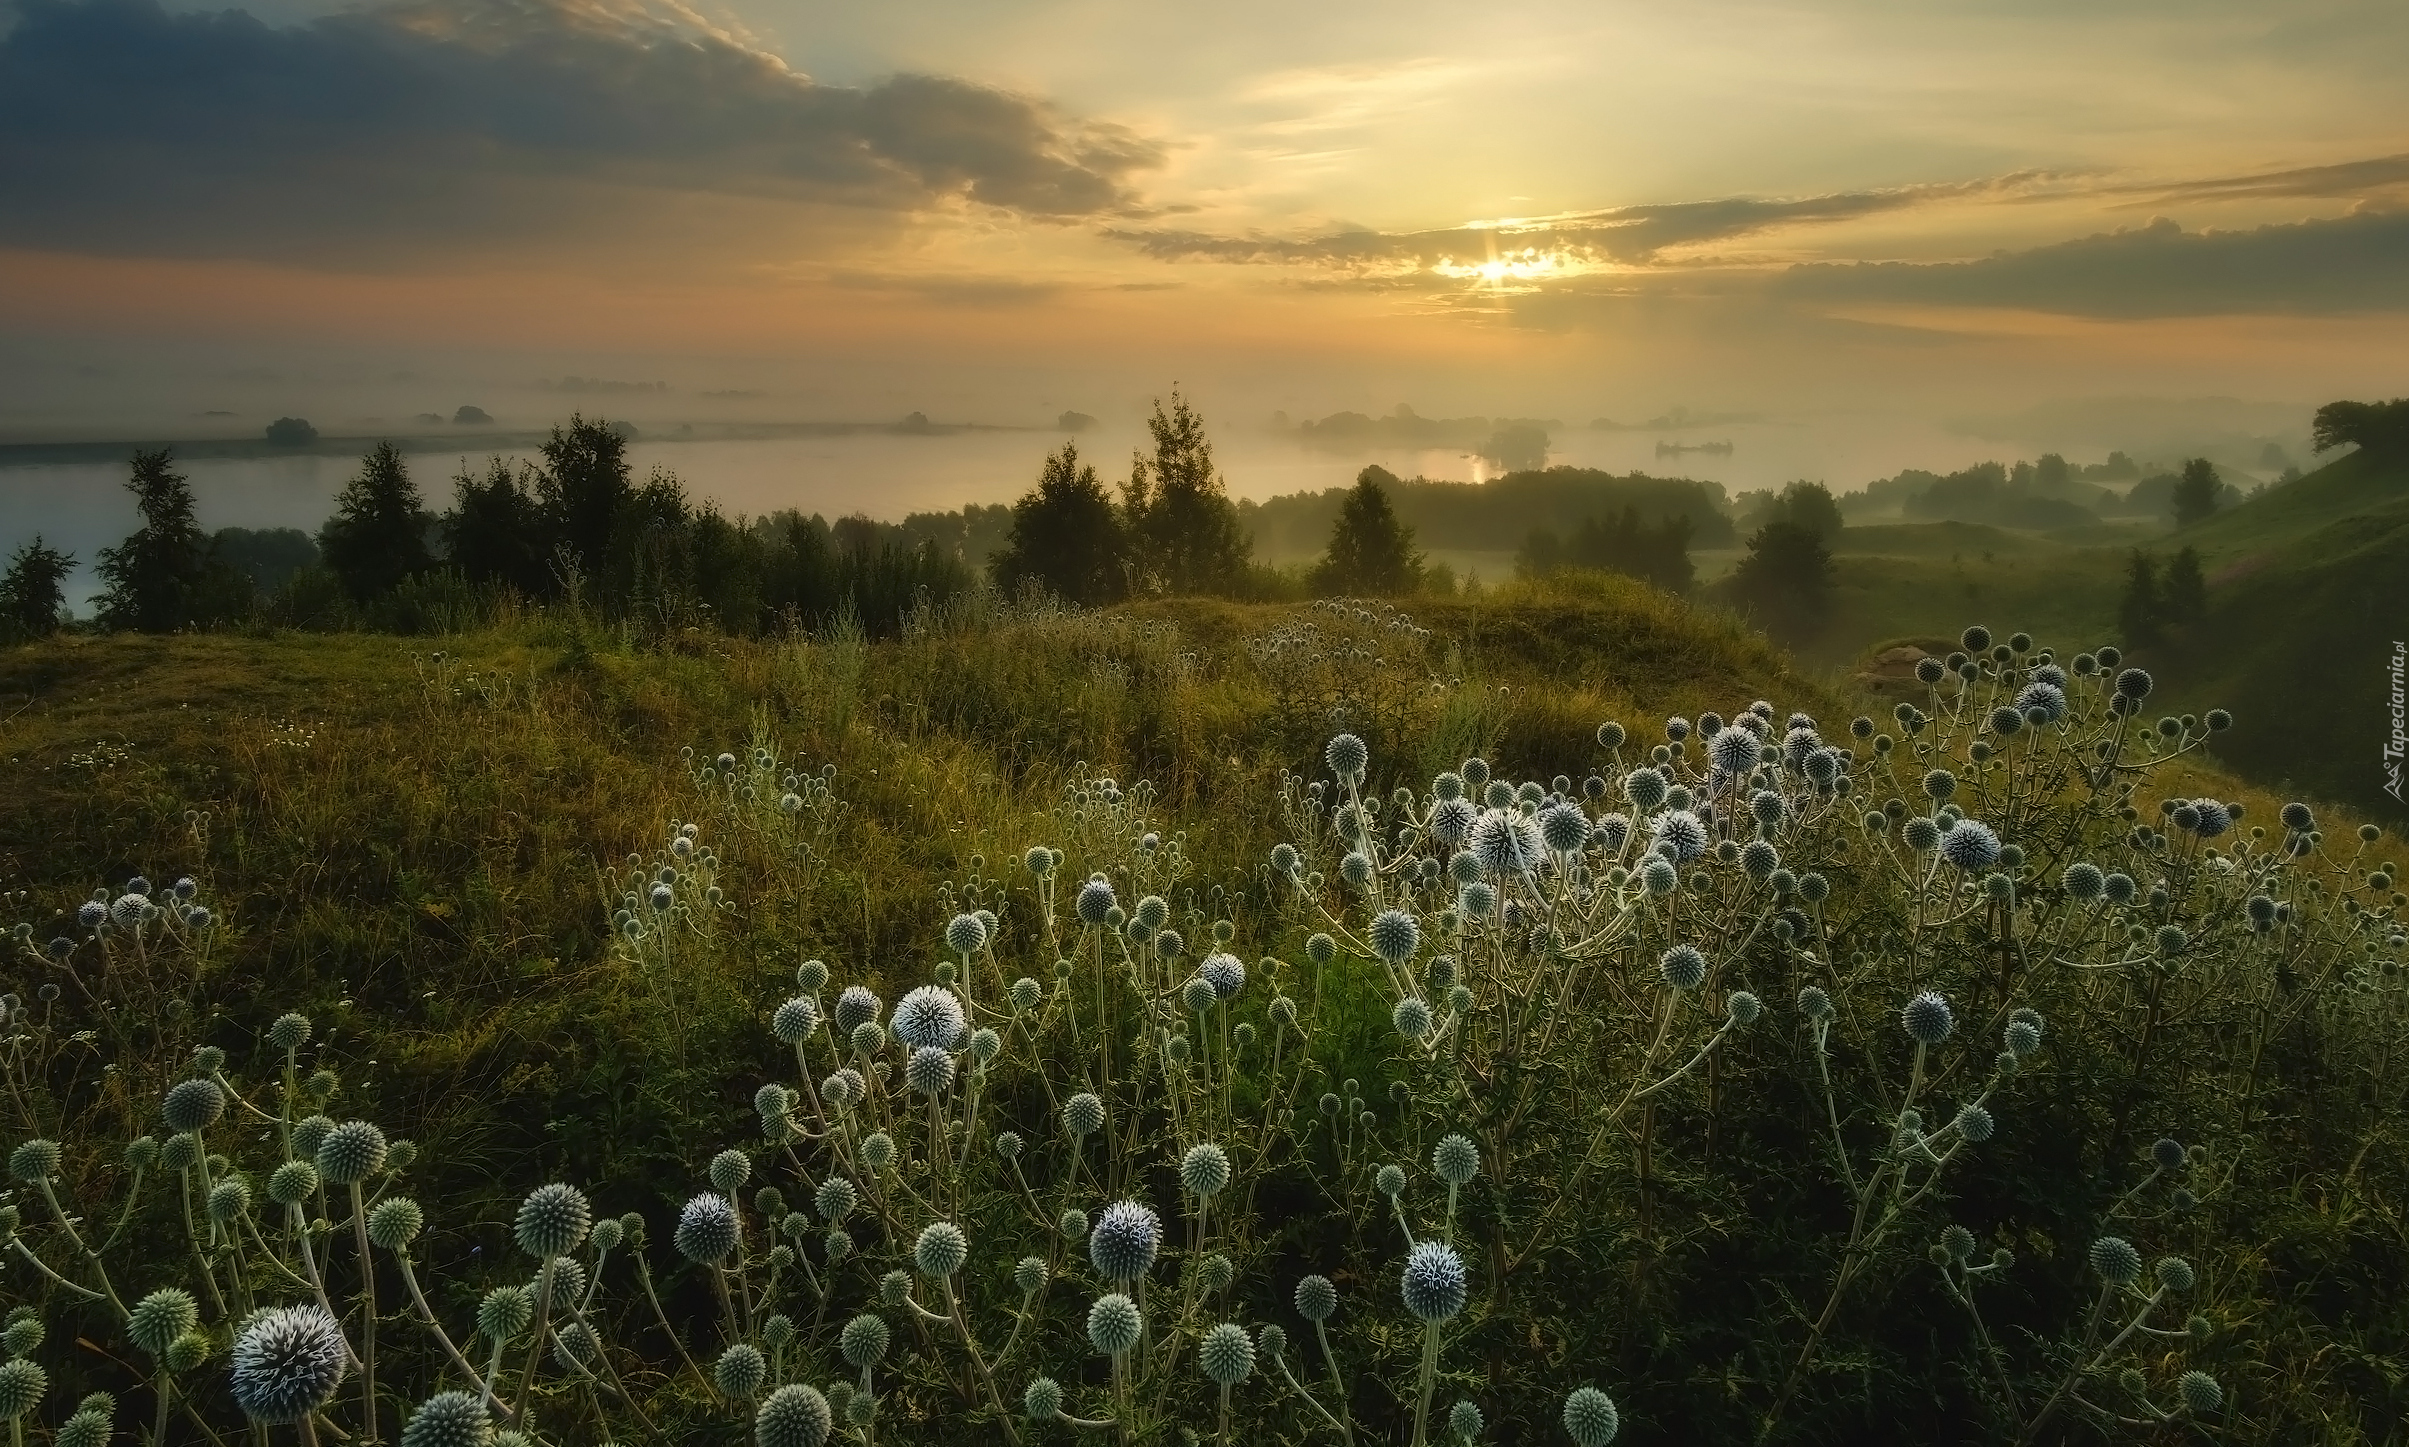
[2173,458,2224,526]
[2160,545,2206,626]
[2117,548,2161,647]
[990,444,1128,606]
[318,442,436,602]
[93,449,248,633]
[1517,506,1694,593]
[1123,392,1251,596]
[2311,396,2409,456]
[0,535,74,637]
[209,526,319,595]
[535,413,634,580]
[1309,468,1423,597]
[1725,519,1835,638]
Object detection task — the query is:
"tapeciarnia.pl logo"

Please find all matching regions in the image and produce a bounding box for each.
[2387,640,2406,802]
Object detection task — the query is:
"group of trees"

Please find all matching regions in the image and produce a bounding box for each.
[1723,480,1840,639]
[989,393,1258,603]
[2118,545,2208,647]
[1516,507,1696,592]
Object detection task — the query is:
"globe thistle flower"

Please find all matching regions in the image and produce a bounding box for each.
[1939,820,2001,870]
[1399,1240,1467,1321]
[358,1195,422,1251]
[2101,872,2137,905]
[1648,810,1707,863]
[2151,1137,2188,1171]
[1953,1105,1994,1143]
[1181,1144,1232,1199]
[0,1358,45,1423]
[2178,1370,2222,1415]
[755,1383,833,1447]
[888,985,965,1052]
[1724,990,1761,1025]
[2155,1256,2196,1293]
[833,987,883,1037]
[472,1287,532,1345]
[1735,838,1779,880]
[1901,991,1954,1047]
[945,912,989,958]
[1470,810,1542,876]
[1075,878,1118,927]
[1459,880,1500,917]
[1199,952,1247,999]
[674,1193,740,1265]
[1639,860,1677,897]
[1306,932,1339,965]
[228,1306,347,1424]
[1375,1163,1406,1197]
[1659,945,1707,992]
[1023,1376,1064,1421]
[127,1289,199,1359]
[513,1183,591,1260]
[1562,1386,1620,1446]
[703,1342,769,1402]
[396,1389,490,1447]
[1900,816,1943,853]
[700,1149,752,1196]
[1393,997,1434,1040]
[848,1021,886,1057]
[770,994,822,1045]
[1086,1293,1144,1358]
[1797,986,1834,1022]
[160,1133,201,1173]
[1049,1095,1105,1147]
[905,1045,956,1097]
[2112,666,2153,700]
[155,1077,226,1138]
[2014,681,2067,723]
[1089,1201,1162,1282]
[2280,801,2315,832]
[1200,1322,1255,1386]
[2089,1236,2143,1286]
[2003,1018,2042,1057]
[1704,727,1758,777]
[1938,1225,1976,1264]
[1294,1274,1338,1323]
[1432,1133,1480,1187]
[2190,799,2232,837]
[1618,768,1667,812]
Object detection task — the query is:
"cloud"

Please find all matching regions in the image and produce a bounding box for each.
[0,0,1163,264]
[2112,152,2409,206]
[1779,211,2409,317]
[1104,174,2049,274]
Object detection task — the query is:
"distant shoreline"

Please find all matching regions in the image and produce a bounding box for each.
[0,418,1052,467]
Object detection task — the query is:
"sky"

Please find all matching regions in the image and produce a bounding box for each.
[2,0,2405,472]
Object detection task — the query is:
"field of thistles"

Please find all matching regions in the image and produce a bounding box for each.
[3,588,2406,1445]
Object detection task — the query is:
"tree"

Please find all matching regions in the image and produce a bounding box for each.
[2161,545,2206,627]
[1726,520,1833,639]
[536,414,634,580]
[1768,480,1844,540]
[2118,549,2162,647]
[95,448,211,631]
[445,458,546,595]
[1311,467,1422,596]
[318,441,434,602]
[2171,459,2222,526]
[0,536,74,636]
[991,444,1127,605]
[1122,392,1251,596]
[2311,397,2409,456]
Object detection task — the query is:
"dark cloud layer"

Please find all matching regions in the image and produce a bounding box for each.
[1779,211,2409,316]
[1107,177,2035,270]
[0,0,1161,262]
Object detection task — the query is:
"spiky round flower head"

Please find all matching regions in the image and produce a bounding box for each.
[770,995,821,1045]
[1658,945,1707,992]
[262,1160,318,1208]
[1397,1243,1468,1324]
[118,1136,158,1173]
[1727,991,1762,1025]
[1429,1133,1481,1188]
[673,1193,740,1264]
[1071,877,1117,928]
[1901,991,1954,1047]
[944,913,989,958]
[1293,1273,1338,1323]
[1073,1293,1140,1358]
[1797,985,1834,1023]
[397,1389,492,1447]
[1647,810,1707,863]
[2279,800,2315,833]
[2155,1255,2196,1293]
[1470,810,1542,876]
[697,1149,751,1198]
[1461,879,1502,916]
[2178,1370,2222,1415]
[127,1289,199,1358]
[1306,931,1339,965]
[848,1021,886,1058]
[1200,1321,1255,1387]
[1162,1141,1230,1200]
[316,1121,387,1186]
[2189,798,2232,837]
[1733,837,1779,880]
[2090,1236,2142,1286]
[228,1306,347,1424]
[755,1383,833,1447]
[160,1133,200,1172]
[0,1358,44,1421]
[1939,819,2001,871]
[1897,815,1944,855]
[1393,997,1434,1040]
[905,1220,965,1279]
[1531,803,1584,856]
[59,1407,115,1447]
[1324,732,1370,786]
[1062,1092,1106,1141]
[1938,1225,1975,1263]
[884,985,965,1053]
[2102,871,2137,905]
[904,1045,956,1097]
[2014,681,2067,724]
[1188,953,1245,1006]
[2107,665,2155,701]
[1090,1201,1162,1282]
[1562,1386,1620,1447]
[513,1183,591,1259]
[699,1342,768,1403]
[1954,1105,1994,1143]
[161,1077,227,1135]
[1431,797,1479,848]
[827,987,879,1038]
[2,1315,40,1357]
[995,1255,1044,1298]
[1355,908,1420,967]
[1020,1375,1064,1422]
[471,1287,531,1345]
[1698,726,1756,777]
[824,1310,889,1375]
[9,1139,61,1183]
[1367,1162,1403,1200]
[1056,1208,1089,1245]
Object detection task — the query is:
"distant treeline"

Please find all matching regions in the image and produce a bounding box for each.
[1239,466,1737,559]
